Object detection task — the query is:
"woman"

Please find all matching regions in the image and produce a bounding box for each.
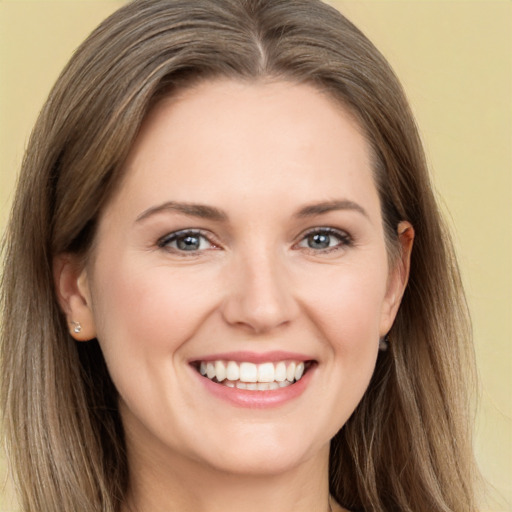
[1,0,478,511]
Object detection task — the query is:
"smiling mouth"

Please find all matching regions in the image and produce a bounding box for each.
[193,360,314,391]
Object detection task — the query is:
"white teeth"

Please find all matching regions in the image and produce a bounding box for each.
[295,362,305,381]
[239,362,258,383]
[275,362,286,382]
[197,359,310,389]
[240,382,278,391]
[286,362,296,382]
[257,362,275,382]
[215,361,226,382]
[206,362,215,380]
[226,361,239,381]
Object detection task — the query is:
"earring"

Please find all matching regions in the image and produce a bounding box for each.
[71,321,82,334]
[379,334,390,351]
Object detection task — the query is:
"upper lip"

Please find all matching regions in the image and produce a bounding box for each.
[189,350,315,364]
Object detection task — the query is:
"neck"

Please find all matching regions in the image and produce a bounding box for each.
[123,440,335,512]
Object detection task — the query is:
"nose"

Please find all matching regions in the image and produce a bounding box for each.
[221,249,299,334]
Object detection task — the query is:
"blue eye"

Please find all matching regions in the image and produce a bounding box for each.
[158,230,214,252]
[297,228,351,251]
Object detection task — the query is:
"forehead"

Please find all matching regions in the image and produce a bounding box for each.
[108,79,379,222]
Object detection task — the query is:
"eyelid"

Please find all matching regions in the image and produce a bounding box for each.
[155,226,352,254]
[294,226,353,251]
[157,229,220,252]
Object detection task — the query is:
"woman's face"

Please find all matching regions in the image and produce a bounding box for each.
[65,80,410,477]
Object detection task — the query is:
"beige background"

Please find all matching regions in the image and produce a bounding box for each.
[0,1,510,510]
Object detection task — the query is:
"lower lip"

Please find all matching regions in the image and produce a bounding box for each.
[194,366,314,408]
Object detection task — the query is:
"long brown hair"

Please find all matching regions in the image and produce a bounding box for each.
[1,1,477,510]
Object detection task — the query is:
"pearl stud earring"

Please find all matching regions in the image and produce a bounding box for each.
[71,321,82,334]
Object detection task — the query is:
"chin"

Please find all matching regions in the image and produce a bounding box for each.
[202,444,319,477]
[188,422,331,477]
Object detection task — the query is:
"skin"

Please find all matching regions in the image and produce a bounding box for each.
[56,79,413,512]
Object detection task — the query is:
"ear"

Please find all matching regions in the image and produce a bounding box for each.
[53,254,97,341]
[379,221,414,336]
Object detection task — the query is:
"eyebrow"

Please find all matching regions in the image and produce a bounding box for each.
[135,198,368,223]
[135,201,228,223]
[295,200,368,219]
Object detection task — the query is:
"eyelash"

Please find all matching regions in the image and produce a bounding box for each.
[157,227,353,255]
[157,229,217,255]
[295,227,353,254]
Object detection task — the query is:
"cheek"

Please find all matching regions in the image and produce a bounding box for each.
[89,255,219,370]
[302,260,389,350]
[291,260,388,432]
